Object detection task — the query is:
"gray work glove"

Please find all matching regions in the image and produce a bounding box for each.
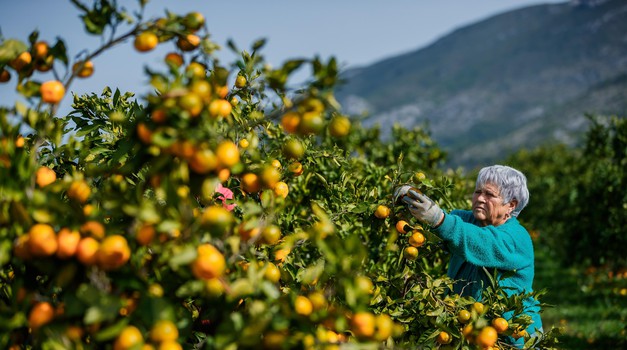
[401,190,444,227]
[393,185,414,205]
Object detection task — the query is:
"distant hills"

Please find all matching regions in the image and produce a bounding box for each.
[336,0,627,169]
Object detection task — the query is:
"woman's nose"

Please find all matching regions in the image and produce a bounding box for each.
[474,193,487,203]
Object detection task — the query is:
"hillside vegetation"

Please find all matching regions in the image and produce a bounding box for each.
[337,0,627,168]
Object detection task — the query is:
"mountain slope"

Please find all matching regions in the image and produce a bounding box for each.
[336,0,627,169]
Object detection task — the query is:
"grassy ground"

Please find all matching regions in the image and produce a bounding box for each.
[534,246,627,349]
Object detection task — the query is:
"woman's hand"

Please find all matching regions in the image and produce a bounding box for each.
[402,190,444,227]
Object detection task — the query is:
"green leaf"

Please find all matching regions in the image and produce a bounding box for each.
[251,38,266,52]
[16,81,41,99]
[0,240,11,265]
[93,318,129,341]
[49,38,68,66]
[0,39,28,65]
[175,280,205,298]
[167,245,197,270]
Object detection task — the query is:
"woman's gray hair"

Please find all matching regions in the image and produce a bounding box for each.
[476,165,529,217]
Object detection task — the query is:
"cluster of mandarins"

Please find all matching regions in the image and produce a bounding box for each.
[16,167,130,271]
[373,203,427,261]
[0,39,95,103]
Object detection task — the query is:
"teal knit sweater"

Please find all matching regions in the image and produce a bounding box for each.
[434,210,543,346]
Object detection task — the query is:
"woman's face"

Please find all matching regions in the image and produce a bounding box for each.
[471,182,517,227]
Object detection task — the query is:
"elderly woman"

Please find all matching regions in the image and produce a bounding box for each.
[397,165,542,347]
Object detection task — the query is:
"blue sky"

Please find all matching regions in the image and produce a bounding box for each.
[0,0,566,112]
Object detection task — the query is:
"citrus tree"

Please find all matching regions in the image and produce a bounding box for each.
[507,114,627,270]
[0,1,559,349]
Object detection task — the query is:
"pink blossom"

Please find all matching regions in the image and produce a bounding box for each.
[215,183,236,211]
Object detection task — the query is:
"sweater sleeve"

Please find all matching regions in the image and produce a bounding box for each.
[434,211,533,271]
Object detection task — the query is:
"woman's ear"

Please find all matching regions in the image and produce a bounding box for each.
[508,199,518,214]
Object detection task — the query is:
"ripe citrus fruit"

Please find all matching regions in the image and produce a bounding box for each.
[80,220,105,239]
[408,230,426,247]
[328,115,351,137]
[215,140,240,168]
[263,262,281,283]
[235,75,247,88]
[512,328,528,339]
[216,85,229,98]
[273,247,290,263]
[374,314,394,341]
[403,246,419,260]
[491,317,509,333]
[308,291,327,311]
[97,235,131,270]
[300,97,324,113]
[457,309,471,323]
[192,244,226,280]
[208,99,232,118]
[261,225,281,245]
[134,32,158,52]
[178,92,203,117]
[436,331,452,344]
[200,206,233,234]
[9,51,32,71]
[33,41,49,59]
[294,295,313,316]
[473,302,485,314]
[157,341,182,350]
[148,283,164,298]
[56,228,81,259]
[150,320,179,343]
[298,111,324,135]
[28,223,58,257]
[76,237,100,265]
[260,166,281,189]
[395,220,411,234]
[176,34,200,51]
[188,148,218,174]
[114,325,144,350]
[237,222,261,241]
[28,301,55,330]
[355,275,374,295]
[72,60,94,78]
[35,166,57,187]
[40,80,65,104]
[164,52,184,67]
[67,180,91,203]
[273,181,289,199]
[136,123,153,144]
[205,278,225,297]
[351,312,375,339]
[280,112,301,133]
[185,61,206,78]
[183,11,205,31]
[374,205,391,219]
[288,161,303,176]
[476,326,498,348]
[462,323,474,341]
[241,173,261,193]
